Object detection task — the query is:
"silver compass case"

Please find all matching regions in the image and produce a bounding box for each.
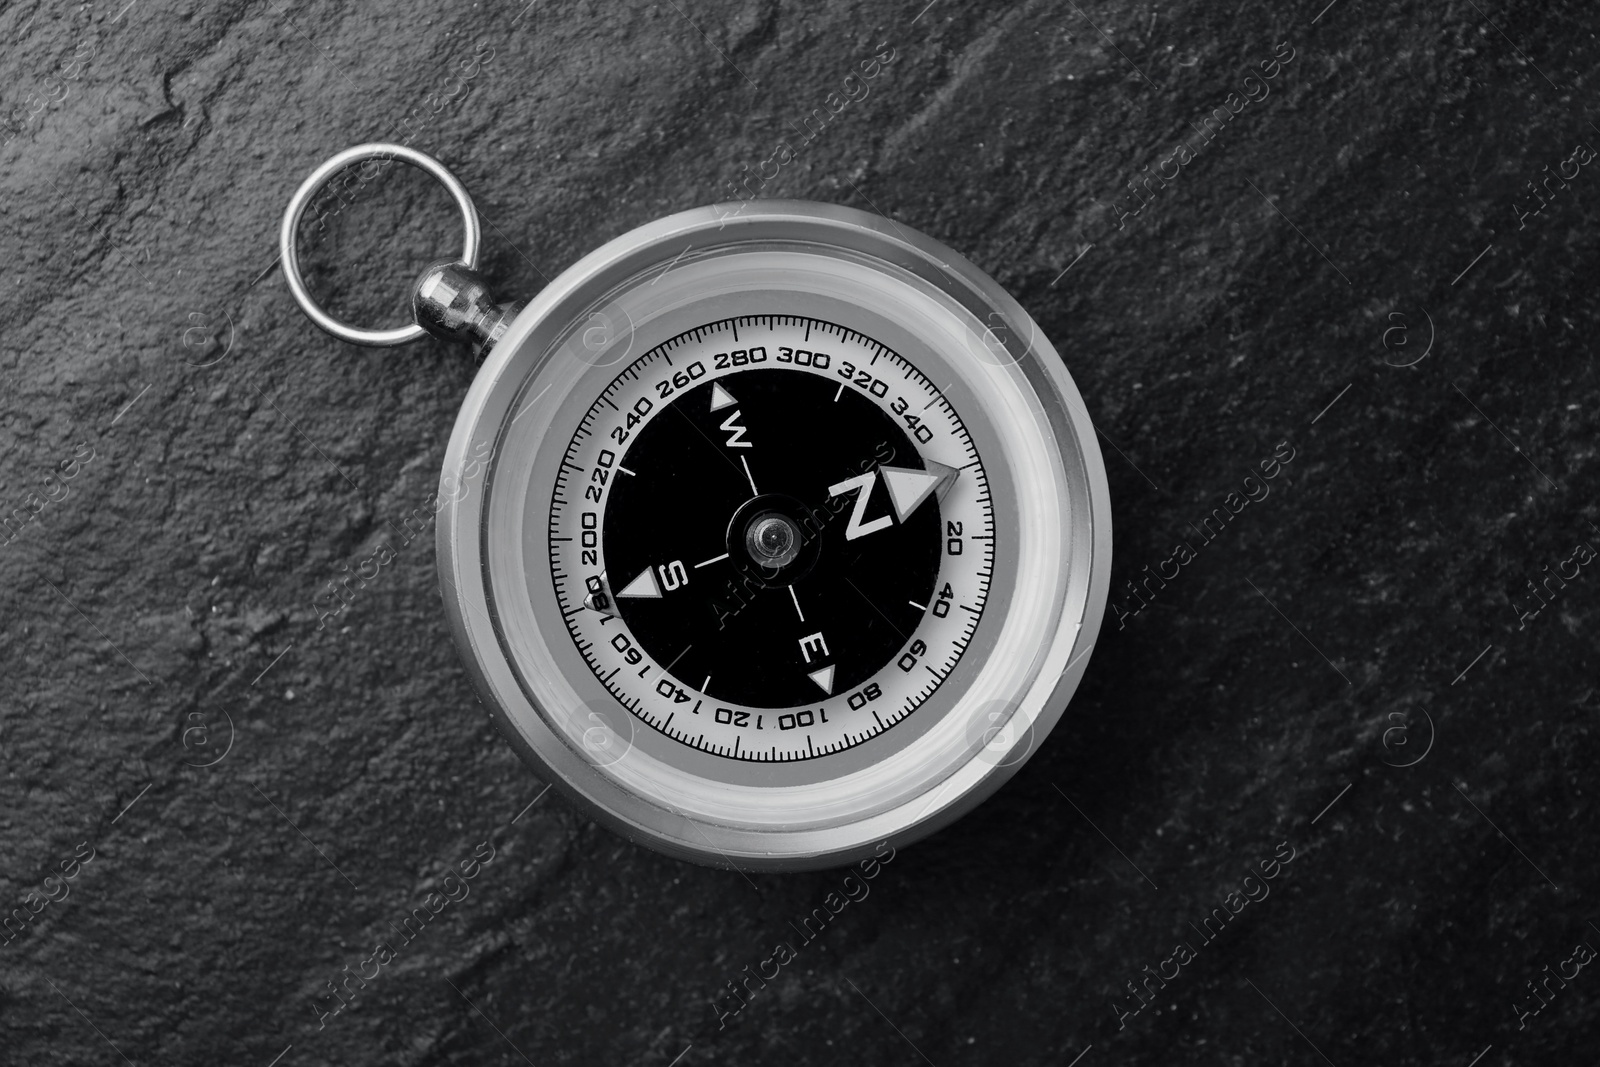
[434,200,1111,871]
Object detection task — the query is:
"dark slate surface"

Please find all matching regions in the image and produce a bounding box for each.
[2,0,1598,1064]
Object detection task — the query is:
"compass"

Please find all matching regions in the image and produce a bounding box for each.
[282,144,1111,871]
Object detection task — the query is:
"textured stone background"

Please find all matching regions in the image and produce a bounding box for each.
[2,0,1598,1064]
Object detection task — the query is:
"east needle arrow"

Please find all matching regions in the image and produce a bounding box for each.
[807,664,835,695]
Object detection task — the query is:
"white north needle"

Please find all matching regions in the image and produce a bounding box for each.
[788,586,806,622]
[741,455,759,495]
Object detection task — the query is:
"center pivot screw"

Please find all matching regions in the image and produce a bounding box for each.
[746,513,802,569]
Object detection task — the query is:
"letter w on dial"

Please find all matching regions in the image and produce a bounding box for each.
[829,464,955,540]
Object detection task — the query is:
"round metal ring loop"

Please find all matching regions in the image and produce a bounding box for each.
[279,143,482,347]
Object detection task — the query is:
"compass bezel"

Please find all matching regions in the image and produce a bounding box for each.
[436,201,1111,871]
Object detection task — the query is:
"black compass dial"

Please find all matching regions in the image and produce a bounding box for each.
[602,369,941,708]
